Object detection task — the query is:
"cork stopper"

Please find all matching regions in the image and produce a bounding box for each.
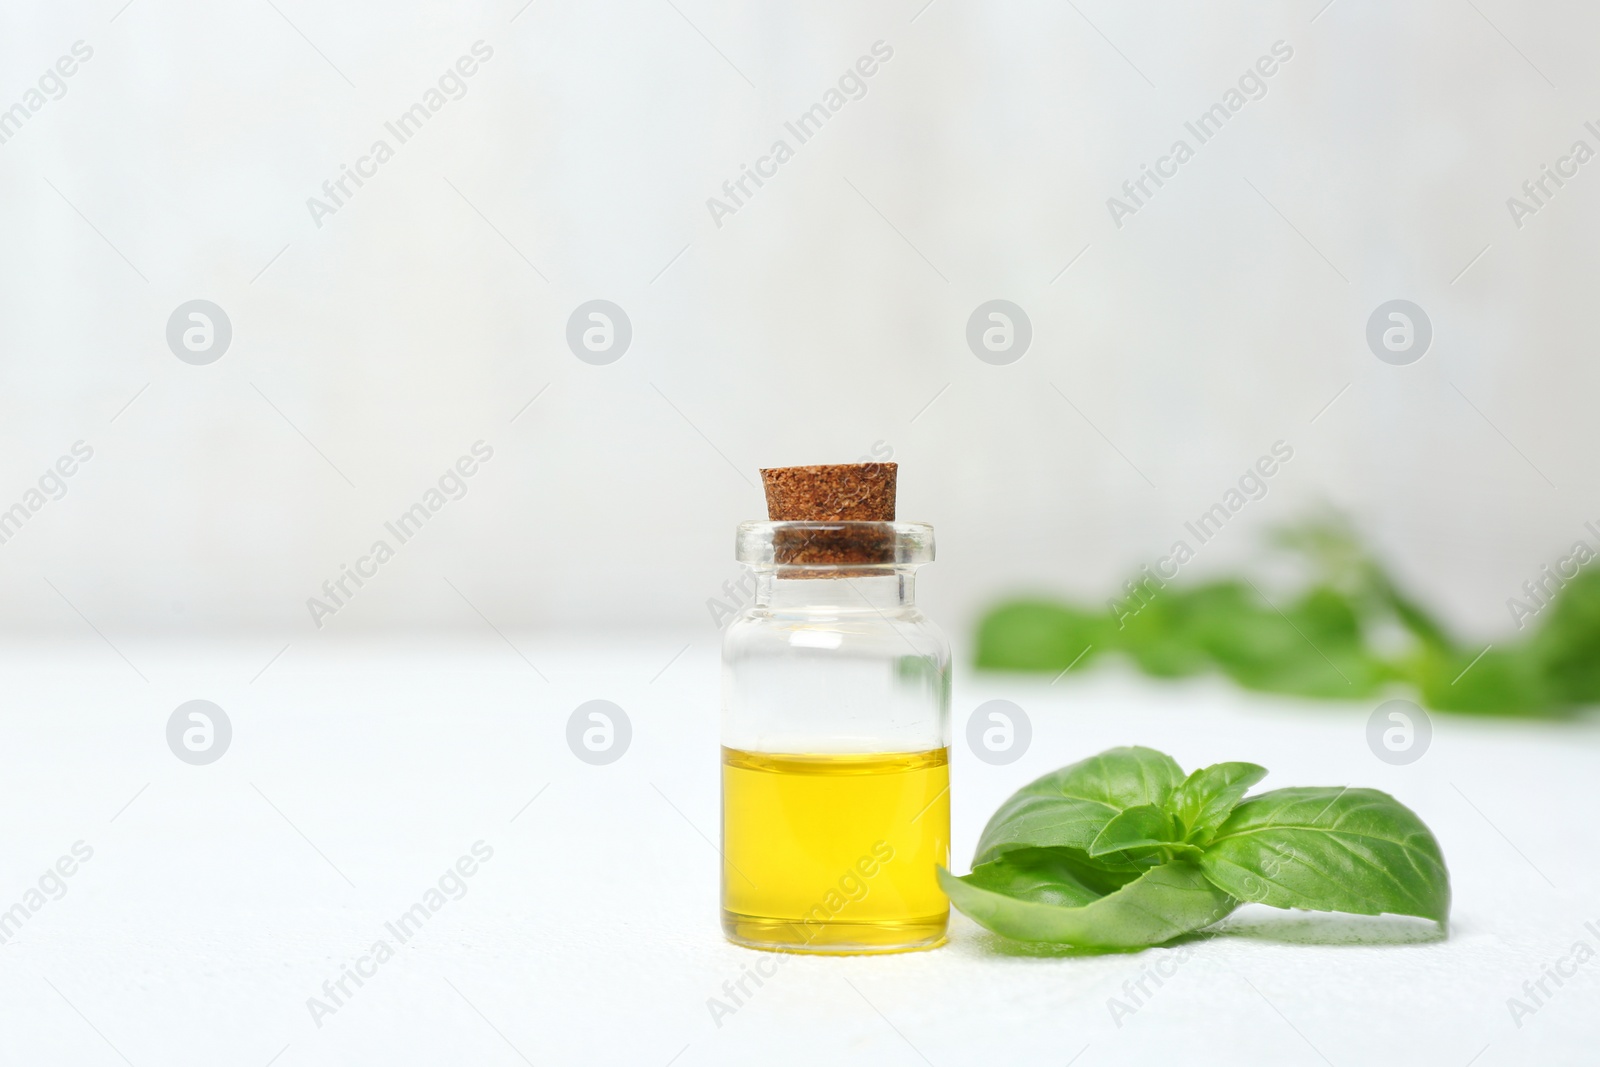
[761,463,897,521]
[760,463,897,565]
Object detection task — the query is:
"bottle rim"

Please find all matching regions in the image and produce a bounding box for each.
[735,521,934,567]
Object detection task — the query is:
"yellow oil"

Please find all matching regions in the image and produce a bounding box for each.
[721,746,949,954]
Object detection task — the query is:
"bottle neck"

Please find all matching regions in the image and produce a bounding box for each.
[755,568,918,613]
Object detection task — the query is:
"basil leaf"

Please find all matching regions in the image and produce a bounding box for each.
[939,852,1238,948]
[974,601,1109,673]
[1170,761,1269,844]
[1198,787,1451,923]
[950,848,1104,907]
[1532,568,1600,704]
[1196,585,1387,699]
[973,746,1185,866]
[1087,804,1195,859]
[1412,643,1558,716]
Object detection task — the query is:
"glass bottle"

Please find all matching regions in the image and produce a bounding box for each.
[720,520,951,954]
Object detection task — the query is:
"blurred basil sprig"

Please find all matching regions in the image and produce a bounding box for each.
[975,516,1600,716]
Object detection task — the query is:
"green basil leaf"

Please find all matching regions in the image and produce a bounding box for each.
[974,601,1109,673]
[1410,644,1559,716]
[950,847,1105,907]
[973,746,1185,866]
[1532,568,1600,704]
[939,852,1238,948]
[1087,804,1193,858]
[1170,761,1269,844]
[1198,787,1451,923]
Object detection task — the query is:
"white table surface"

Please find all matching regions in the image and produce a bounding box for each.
[2,635,1596,1066]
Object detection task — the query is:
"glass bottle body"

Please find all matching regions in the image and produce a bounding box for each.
[720,523,951,954]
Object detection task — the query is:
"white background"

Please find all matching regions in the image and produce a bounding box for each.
[2,0,1597,640]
